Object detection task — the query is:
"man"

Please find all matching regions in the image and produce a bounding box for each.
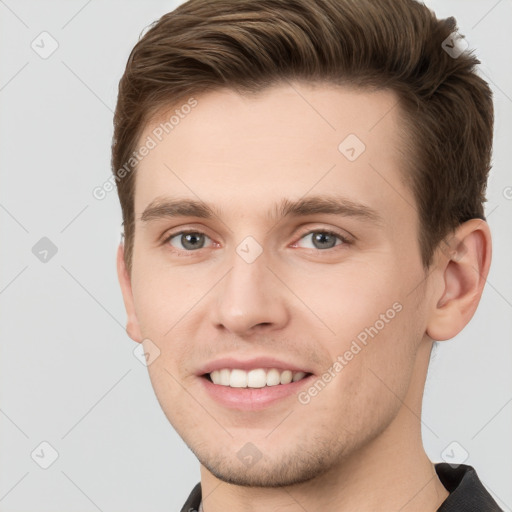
[112,0,502,510]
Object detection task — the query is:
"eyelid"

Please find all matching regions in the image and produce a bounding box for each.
[162,229,215,249]
[293,225,354,244]
[160,223,215,243]
[290,231,352,252]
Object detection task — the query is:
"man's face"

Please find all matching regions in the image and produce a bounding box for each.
[122,83,435,486]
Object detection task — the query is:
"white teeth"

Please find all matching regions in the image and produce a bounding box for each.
[219,368,230,386]
[280,370,292,385]
[229,369,247,388]
[208,368,308,388]
[266,368,281,386]
[211,370,220,384]
[247,369,267,388]
[292,371,306,382]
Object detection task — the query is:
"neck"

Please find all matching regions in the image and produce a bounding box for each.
[199,340,449,512]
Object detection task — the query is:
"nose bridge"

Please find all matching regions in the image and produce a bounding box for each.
[212,242,288,334]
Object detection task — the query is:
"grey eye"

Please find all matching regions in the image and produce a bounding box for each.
[297,231,343,250]
[169,232,211,251]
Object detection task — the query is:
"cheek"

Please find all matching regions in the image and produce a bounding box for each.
[145,363,200,438]
[286,261,404,345]
[130,259,201,337]
[299,312,419,443]
[300,263,422,408]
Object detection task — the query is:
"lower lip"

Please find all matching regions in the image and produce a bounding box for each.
[199,375,314,410]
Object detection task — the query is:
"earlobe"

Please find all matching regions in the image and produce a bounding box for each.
[116,243,143,343]
[426,219,492,342]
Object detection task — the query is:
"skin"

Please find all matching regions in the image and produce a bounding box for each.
[117,82,491,512]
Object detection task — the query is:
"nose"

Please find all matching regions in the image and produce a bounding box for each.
[210,248,290,336]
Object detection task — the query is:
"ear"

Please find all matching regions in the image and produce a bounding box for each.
[116,243,143,343]
[426,219,492,341]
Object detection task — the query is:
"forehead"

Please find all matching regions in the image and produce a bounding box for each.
[133,83,412,224]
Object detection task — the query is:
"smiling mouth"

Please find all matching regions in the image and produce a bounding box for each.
[203,368,312,388]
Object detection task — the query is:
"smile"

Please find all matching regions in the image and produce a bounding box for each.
[208,368,309,388]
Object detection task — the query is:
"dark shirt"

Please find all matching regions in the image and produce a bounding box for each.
[435,463,502,511]
[180,463,503,511]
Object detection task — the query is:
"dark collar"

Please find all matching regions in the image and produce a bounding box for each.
[180,464,502,511]
[435,463,502,511]
[180,482,201,512]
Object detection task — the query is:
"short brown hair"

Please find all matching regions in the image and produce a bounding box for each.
[112,0,493,275]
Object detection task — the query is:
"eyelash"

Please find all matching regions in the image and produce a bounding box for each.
[161,228,352,254]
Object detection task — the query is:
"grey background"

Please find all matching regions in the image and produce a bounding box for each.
[0,1,511,511]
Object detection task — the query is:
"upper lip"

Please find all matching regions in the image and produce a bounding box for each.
[197,356,313,376]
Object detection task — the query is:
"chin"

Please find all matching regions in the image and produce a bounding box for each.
[193,439,344,488]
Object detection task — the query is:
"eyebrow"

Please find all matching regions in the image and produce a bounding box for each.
[140,195,382,225]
